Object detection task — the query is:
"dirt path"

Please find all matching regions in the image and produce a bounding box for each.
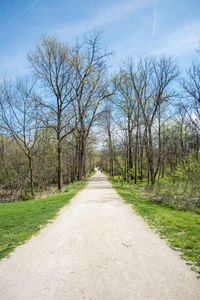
[0,171,200,300]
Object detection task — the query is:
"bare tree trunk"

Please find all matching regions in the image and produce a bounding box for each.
[148,127,155,185]
[82,141,86,177]
[154,104,162,184]
[196,133,199,160]
[139,125,144,180]
[57,137,62,190]
[128,118,133,177]
[148,162,150,185]
[107,123,114,176]
[134,106,139,184]
[28,154,34,195]
[78,132,86,180]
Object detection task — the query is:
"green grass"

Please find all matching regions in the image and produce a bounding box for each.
[0,179,87,260]
[111,177,200,276]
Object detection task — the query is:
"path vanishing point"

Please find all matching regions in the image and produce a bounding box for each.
[0,171,200,300]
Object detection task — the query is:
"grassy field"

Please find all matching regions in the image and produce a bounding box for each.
[0,179,88,260]
[111,177,200,277]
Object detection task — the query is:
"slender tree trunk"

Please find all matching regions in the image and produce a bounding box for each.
[134,147,137,184]
[140,147,144,180]
[127,117,133,181]
[77,136,81,180]
[161,161,165,178]
[148,162,150,185]
[77,120,86,180]
[82,141,86,177]
[145,125,155,185]
[57,137,62,190]
[139,126,144,180]
[148,127,155,185]
[126,145,129,181]
[28,154,34,196]
[154,104,162,183]
[124,153,127,181]
[196,133,199,160]
[75,138,79,180]
[134,115,139,184]
[78,143,82,180]
[78,134,86,180]
[108,125,113,176]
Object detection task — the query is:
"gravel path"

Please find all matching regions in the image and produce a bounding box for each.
[0,171,200,300]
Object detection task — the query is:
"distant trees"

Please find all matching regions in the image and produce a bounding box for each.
[0,32,111,200]
[0,31,199,205]
[99,53,200,207]
[181,62,200,130]
[105,106,114,177]
[27,33,113,187]
[105,56,179,185]
[132,56,179,185]
[113,70,136,180]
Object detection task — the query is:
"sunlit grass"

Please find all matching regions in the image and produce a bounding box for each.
[111,177,200,276]
[0,179,87,259]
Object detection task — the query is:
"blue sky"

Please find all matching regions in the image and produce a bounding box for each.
[0,0,200,75]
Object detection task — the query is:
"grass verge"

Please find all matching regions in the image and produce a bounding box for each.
[0,179,88,260]
[111,177,200,277]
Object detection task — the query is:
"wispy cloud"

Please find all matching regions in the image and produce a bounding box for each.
[0,0,40,32]
[53,0,153,39]
[152,8,158,39]
[148,6,158,48]
[151,21,200,57]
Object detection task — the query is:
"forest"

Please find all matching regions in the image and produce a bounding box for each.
[0,32,199,209]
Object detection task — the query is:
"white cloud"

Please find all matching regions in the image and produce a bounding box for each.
[53,0,153,39]
[151,21,200,57]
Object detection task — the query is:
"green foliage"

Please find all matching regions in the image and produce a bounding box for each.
[172,167,187,182]
[146,153,200,210]
[0,179,87,259]
[63,171,95,193]
[64,181,84,192]
[111,177,200,276]
[22,193,33,201]
[184,153,200,186]
[64,185,71,192]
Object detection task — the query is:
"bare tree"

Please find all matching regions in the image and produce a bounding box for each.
[72,32,113,179]
[102,103,114,176]
[181,62,200,130]
[113,69,137,180]
[0,77,40,195]
[130,56,179,185]
[28,36,75,189]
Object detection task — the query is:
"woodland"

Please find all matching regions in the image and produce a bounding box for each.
[0,32,199,209]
